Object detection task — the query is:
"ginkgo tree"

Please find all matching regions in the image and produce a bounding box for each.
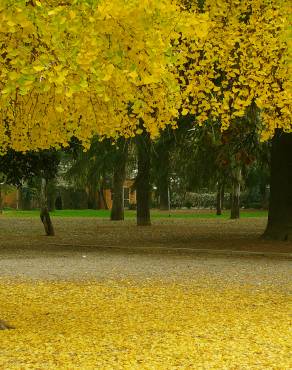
[0,0,208,152]
[0,0,291,233]
[179,0,292,240]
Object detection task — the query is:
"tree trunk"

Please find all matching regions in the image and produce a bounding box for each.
[158,150,170,211]
[111,140,128,221]
[136,133,151,226]
[216,182,224,216]
[40,178,55,236]
[263,131,292,240]
[230,169,241,219]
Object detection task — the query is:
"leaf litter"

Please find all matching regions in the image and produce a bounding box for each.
[0,217,291,368]
[0,279,291,369]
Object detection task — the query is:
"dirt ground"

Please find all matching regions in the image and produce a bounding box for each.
[0,217,291,284]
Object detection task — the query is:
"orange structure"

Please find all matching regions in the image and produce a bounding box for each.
[103,179,136,209]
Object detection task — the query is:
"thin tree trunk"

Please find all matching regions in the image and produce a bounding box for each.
[230,169,241,219]
[216,182,224,216]
[136,133,151,226]
[111,140,128,221]
[263,131,292,240]
[40,178,55,236]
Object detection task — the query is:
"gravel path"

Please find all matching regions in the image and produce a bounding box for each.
[0,217,291,288]
[0,250,291,289]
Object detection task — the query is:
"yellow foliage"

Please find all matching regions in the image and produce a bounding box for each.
[0,279,290,368]
[0,0,291,151]
[0,0,208,151]
[181,0,292,140]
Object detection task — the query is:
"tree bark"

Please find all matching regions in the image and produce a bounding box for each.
[111,140,128,221]
[230,168,241,219]
[216,182,224,216]
[263,131,292,240]
[40,178,55,236]
[136,133,151,226]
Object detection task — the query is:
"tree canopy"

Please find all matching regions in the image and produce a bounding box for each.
[180,0,291,140]
[0,0,291,153]
[0,0,208,151]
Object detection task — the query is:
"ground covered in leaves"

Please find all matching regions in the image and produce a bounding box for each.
[0,217,291,368]
[1,279,291,369]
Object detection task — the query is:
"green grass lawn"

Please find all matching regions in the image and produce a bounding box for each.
[1,208,268,219]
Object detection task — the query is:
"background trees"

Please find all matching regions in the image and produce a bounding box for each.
[0,0,291,238]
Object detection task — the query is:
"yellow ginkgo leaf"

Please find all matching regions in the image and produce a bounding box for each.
[56,105,64,113]
[33,65,45,72]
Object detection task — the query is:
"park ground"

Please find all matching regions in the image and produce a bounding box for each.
[0,212,291,368]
